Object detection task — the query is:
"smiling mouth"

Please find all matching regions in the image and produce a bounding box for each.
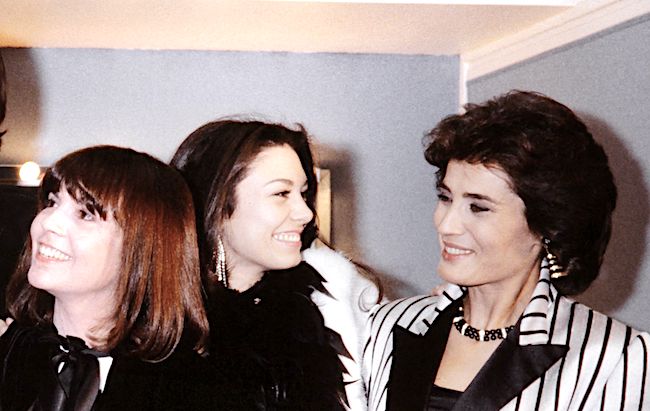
[38,244,72,261]
[273,233,302,243]
[444,246,472,256]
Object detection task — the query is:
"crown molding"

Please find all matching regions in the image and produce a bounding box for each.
[462,0,650,81]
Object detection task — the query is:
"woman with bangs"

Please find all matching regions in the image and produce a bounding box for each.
[0,145,216,410]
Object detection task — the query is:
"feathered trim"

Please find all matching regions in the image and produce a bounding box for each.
[206,262,348,410]
[303,243,381,411]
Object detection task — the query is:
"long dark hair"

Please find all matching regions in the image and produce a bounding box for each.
[171,120,318,282]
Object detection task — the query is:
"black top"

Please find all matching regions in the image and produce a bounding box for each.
[205,261,348,410]
[426,384,462,411]
[0,323,220,410]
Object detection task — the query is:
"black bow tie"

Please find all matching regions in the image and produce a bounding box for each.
[31,334,107,411]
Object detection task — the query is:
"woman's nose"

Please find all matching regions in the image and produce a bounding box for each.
[292,196,314,226]
[40,208,67,236]
[435,204,463,235]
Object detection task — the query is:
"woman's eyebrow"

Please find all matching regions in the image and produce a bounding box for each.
[438,182,499,204]
[264,178,293,186]
[464,192,498,204]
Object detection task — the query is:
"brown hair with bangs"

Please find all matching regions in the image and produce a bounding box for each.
[6,145,209,361]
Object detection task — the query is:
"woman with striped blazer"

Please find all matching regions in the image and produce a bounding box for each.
[362,91,650,410]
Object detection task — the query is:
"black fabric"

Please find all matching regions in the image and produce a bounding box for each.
[33,333,103,411]
[454,325,567,410]
[0,323,220,411]
[387,299,460,411]
[205,261,347,410]
[426,385,461,411]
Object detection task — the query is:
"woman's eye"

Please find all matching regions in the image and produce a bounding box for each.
[79,209,95,221]
[437,193,451,202]
[274,190,290,198]
[470,204,490,213]
[46,193,59,208]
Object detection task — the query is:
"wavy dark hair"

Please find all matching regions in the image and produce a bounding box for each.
[171,120,319,285]
[424,90,617,295]
[7,146,209,360]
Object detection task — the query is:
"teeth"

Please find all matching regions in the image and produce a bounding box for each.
[273,233,301,242]
[38,244,71,261]
[445,246,471,255]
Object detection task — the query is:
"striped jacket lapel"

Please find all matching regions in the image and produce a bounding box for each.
[395,285,466,336]
[387,287,465,411]
[518,261,560,346]
[395,261,556,339]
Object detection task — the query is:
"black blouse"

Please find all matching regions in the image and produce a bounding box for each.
[0,323,219,411]
[426,384,462,411]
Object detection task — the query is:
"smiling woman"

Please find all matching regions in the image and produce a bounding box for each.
[0,146,217,410]
[172,119,380,410]
[434,161,542,291]
[362,91,650,411]
[27,187,124,323]
[219,145,314,291]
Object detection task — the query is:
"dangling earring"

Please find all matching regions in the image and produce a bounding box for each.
[212,235,229,288]
[543,238,566,279]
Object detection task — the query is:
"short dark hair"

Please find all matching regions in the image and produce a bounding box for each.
[424,90,617,295]
[7,146,209,360]
[171,120,318,284]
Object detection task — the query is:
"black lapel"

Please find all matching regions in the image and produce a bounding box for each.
[454,326,568,410]
[387,301,459,411]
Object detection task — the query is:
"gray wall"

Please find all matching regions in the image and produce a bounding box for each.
[468,15,650,331]
[1,47,459,298]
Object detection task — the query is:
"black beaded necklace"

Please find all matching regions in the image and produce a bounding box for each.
[452,306,515,342]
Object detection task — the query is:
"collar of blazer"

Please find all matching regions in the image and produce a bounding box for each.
[395,258,562,346]
[388,260,570,411]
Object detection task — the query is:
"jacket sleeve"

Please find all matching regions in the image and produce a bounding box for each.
[361,302,396,411]
[600,330,650,410]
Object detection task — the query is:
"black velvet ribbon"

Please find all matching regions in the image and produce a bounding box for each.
[30,334,105,411]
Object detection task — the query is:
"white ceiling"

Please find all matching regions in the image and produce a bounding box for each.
[0,0,575,55]
[0,0,647,79]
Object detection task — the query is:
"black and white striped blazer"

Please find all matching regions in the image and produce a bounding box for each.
[361,266,650,410]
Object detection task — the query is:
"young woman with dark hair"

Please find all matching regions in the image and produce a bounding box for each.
[0,145,217,410]
[363,91,649,410]
[172,119,380,410]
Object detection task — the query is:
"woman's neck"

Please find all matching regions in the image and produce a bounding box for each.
[463,259,541,330]
[228,268,265,292]
[53,297,111,349]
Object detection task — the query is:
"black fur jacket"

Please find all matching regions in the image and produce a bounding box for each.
[205,261,349,410]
